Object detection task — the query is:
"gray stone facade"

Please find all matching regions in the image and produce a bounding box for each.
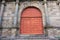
[0,1,60,40]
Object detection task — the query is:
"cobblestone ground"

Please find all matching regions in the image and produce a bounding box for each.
[1,37,59,40]
[0,36,58,40]
[0,34,59,40]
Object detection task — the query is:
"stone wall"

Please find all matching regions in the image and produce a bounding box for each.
[2,2,15,28]
[0,1,60,39]
[1,2,16,37]
[47,28,60,38]
[47,1,60,27]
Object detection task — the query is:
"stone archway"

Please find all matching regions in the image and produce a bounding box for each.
[20,7,44,34]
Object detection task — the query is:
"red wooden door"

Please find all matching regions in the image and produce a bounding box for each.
[20,7,44,34]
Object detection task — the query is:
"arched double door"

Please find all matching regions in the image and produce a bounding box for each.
[20,7,44,34]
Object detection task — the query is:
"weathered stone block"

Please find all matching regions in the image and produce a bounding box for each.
[47,28,60,38]
[2,29,16,37]
[47,2,60,27]
[2,2,15,27]
[2,29,11,37]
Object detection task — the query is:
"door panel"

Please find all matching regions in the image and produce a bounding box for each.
[20,7,44,34]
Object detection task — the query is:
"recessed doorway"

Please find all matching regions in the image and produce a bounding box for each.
[20,7,44,34]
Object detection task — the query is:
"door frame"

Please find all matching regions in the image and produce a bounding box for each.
[18,1,46,37]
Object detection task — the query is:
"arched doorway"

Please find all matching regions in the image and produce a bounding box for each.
[20,7,44,34]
